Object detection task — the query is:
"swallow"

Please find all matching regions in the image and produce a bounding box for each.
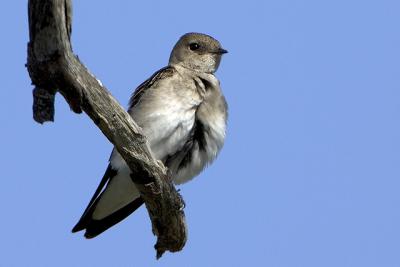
[72,33,228,238]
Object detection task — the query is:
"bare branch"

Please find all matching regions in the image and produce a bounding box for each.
[26,0,187,258]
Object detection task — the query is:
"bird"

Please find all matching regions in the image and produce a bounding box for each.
[72,32,228,238]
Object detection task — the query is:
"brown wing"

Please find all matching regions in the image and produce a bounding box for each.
[128,66,176,109]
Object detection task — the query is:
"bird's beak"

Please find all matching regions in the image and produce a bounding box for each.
[215,48,228,54]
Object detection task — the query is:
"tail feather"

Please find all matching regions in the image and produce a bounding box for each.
[83,197,144,238]
[72,164,144,238]
[72,165,116,233]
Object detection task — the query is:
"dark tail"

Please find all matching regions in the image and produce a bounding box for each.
[72,197,144,238]
[72,165,144,238]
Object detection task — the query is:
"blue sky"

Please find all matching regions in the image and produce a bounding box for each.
[1,1,400,266]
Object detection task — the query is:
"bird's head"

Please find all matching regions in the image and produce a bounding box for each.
[169,32,228,74]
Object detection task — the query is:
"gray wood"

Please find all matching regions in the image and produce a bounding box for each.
[26,0,187,258]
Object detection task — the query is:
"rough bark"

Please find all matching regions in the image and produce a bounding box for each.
[26,0,187,258]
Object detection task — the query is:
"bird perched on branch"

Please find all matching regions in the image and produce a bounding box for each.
[72,33,228,238]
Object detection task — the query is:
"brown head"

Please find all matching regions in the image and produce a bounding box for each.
[169,32,228,74]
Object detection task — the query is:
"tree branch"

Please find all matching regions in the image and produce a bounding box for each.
[26,0,187,258]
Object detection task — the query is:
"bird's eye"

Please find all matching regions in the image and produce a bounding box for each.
[189,43,200,51]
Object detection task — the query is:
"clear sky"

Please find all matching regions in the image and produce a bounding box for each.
[1,1,400,266]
